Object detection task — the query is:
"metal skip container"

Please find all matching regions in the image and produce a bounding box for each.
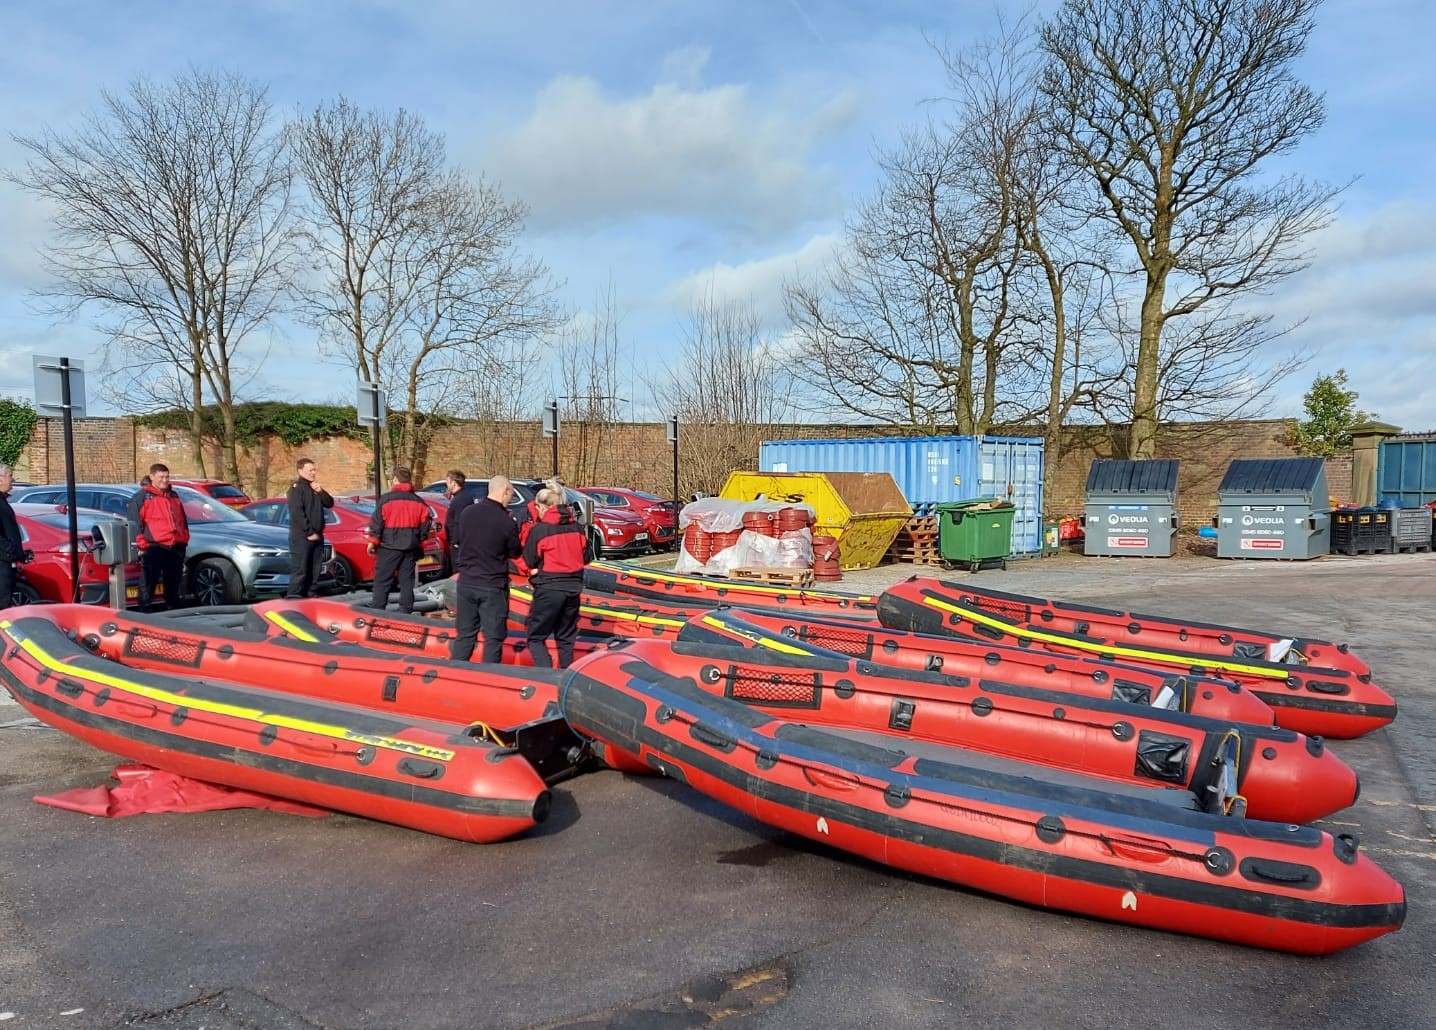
[1215,457,1331,559]
[1083,459,1180,557]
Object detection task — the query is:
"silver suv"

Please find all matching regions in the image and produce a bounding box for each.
[10,483,333,605]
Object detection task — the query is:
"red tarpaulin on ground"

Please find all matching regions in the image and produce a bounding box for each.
[33,763,330,819]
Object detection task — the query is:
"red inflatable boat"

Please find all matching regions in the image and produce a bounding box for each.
[878,578,1397,740]
[0,614,551,843]
[934,578,1372,676]
[250,596,609,667]
[583,559,879,616]
[561,646,1404,954]
[581,638,1357,824]
[678,607,1275,728]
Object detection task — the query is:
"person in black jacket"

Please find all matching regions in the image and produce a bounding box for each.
[0,463,34,610]
[285,457,334,598]
[441,468,478,577]
[450,475,519,663]
[365,466,432,613]
[521,487,592,668]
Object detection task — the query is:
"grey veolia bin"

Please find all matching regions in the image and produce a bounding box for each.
[1215,458,1331,559]
[1083,460,1180,557]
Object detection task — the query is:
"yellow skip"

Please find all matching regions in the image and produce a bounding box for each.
[1,622,454,762]
[921,594,1287,680]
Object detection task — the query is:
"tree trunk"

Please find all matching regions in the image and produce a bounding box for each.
[1131,277,1166,459]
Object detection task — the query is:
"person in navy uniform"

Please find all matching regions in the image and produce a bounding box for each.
[285,457,334,598]
[0,463,34,609]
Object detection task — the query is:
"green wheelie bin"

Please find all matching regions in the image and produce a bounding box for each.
[935,498,1015,572]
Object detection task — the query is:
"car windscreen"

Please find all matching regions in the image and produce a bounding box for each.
[174,486,251,523]
[207,484,249,500]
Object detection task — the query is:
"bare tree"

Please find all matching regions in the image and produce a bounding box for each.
[289,99,560,477]
[8,71,293,482]
[557,283,625,485]
[657,292,794,497]
[1039,0,1338,457]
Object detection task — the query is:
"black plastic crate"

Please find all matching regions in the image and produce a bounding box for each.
[1331,509,1392,556]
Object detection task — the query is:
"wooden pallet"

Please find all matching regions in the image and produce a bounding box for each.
[884,515,942,565]
[729,566,815,587]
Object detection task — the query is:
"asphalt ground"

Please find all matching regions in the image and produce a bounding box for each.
[1,550,1432,1029]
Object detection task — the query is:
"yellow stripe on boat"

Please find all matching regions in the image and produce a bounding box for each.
[0,621,455,762]
[698,614,811,655]
[920,595,1287,681]
[513,584,686,632]
[596,561,877,604]
[260,609,323,643]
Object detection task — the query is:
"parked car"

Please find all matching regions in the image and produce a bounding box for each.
[422,479,606,556]
[244,495,443,592]
[581,487,678,550]
[6,503,141,606]
[9,483,332,605]
[169,478,252,509]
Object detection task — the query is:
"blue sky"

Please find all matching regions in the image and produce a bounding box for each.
[1,0,1433,430]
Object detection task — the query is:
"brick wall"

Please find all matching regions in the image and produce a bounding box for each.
[21,415,1353,520]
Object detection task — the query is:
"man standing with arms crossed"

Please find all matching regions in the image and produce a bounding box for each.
[450,475,519,663]
[285,457,334,598]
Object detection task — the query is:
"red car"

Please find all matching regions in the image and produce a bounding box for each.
[170,479,251,509]
[7,503,142,606]
[582,488,678,551]
[241,495,444,593]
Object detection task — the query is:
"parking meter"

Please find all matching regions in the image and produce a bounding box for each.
[91,520,134,609]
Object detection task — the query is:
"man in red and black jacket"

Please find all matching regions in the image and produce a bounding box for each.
[365,466,433,614]
[521,487,592,668]
[128,463,190,610]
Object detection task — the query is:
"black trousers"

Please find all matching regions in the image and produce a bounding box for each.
[450,582,509,663]
[141,544,185,610]
[287,536,326,598]
[526,587,581,668]
[370,547,419,613]
[0,560,15,610]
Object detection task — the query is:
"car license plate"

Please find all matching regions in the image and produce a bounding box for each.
[635,533,648,542]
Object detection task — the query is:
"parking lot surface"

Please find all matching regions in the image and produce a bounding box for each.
[1,550,1432,1029]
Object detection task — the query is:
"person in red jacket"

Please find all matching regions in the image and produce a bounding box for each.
[521,487,591,668]
[364,466,433,614]
[129,463,190,610]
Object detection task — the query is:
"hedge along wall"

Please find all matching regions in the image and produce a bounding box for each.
[21,414,1347,523]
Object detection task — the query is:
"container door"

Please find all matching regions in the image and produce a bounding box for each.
[976,437,1044,556]
[1378,438,1436,507]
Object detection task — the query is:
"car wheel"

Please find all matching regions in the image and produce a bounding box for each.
[9,579,42,607]
[330,555,358,594]
[190,557,242,606]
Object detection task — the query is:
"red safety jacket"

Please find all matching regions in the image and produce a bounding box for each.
[365,484,432,552]
[131,484,190,550]
[523,505,590,590]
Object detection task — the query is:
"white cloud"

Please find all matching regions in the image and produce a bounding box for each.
[661,232,844,327]
[479,72,860,241]
[1262,201,1436,430]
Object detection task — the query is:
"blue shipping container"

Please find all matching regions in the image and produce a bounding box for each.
[758,435,1045,556]
[1378,437,1436,507]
